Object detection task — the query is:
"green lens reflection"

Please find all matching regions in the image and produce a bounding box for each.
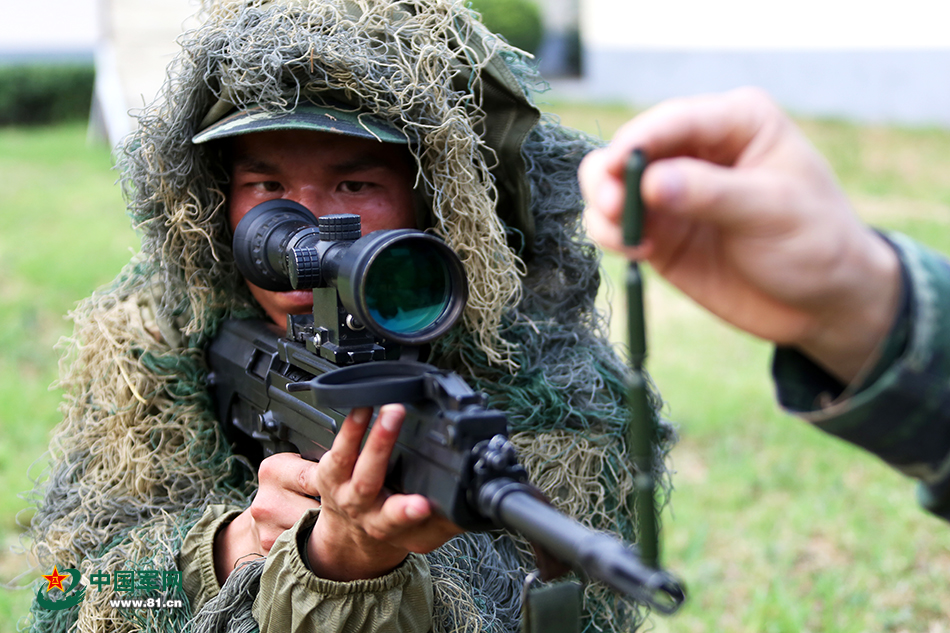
[364,242,451,335]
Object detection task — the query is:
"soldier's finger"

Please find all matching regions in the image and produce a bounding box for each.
[583,199,654,261]
[362,494,432,541]
[258,452,321,497]
[602,88,781,177]
[369,496,467,553]
[641,157,795,231]
[252,455,322,542]
[320,406,373,478]
[579,148,624,221]
[349,404,405,498]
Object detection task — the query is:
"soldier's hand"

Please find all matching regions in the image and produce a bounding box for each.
[213,405,460,584]
[213,452,320,584]
[580,87,901,383]
[305,405,462,581]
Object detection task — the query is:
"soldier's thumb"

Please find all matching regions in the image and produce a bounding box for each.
[642,157,784,230]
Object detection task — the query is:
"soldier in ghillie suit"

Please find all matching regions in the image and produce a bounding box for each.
[29,1,674,631]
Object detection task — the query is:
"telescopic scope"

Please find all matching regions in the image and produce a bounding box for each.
[231,199,467,345]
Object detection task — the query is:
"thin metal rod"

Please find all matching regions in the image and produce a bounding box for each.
[624,150,659,570]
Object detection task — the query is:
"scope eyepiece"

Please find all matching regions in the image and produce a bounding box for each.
[231,199,318,292]
[232,199,468,345]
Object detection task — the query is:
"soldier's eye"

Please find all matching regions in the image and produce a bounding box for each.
[339,181,368,193]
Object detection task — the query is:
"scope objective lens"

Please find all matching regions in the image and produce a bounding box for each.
[363,241,452,336]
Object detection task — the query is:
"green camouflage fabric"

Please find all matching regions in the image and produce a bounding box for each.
[773,232,950,519]
[191,103,410,145]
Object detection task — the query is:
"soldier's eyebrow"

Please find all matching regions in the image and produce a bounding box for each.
[329,154,395,175]
[230,154,398,176]
[231,156,279,174]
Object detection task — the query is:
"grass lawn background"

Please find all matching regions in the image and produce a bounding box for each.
[1,101,949,631]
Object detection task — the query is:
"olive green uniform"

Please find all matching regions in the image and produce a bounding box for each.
[774,233,950,519]
[180,507,433,632]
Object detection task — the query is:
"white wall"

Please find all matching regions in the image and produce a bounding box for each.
[585,0,950,49]
[580,0,950,126]
[96,0,202,143]
[0,0,98,59]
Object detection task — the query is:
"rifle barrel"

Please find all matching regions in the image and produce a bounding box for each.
[477,477,685,613]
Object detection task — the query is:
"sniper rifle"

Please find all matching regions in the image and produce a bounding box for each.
[206,198,685,614]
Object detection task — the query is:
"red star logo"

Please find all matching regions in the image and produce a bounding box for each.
[42,566,69,593]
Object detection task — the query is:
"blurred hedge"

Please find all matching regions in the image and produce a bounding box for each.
[0,64,95,125]
[470,0,543,55]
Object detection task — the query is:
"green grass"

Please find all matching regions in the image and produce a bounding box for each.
[547,100,950,631]
[3,108,950,631]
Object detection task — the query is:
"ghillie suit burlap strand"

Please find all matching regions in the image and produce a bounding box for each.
[28,1,675,631]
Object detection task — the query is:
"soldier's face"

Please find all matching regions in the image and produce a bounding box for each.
[227,129,417,325]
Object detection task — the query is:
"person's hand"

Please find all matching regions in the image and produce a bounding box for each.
[305,404,462,580]
[213,453,318,585]
[579,87,901,383]
[214,404,461,584]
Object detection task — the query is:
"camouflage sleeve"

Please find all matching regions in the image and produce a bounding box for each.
[180,506,434,632]
[772,233,950,520]
[178,504,244,612]
[252,509,434,633]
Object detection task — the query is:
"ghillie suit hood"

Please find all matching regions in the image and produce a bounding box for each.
[29,1,675,631]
